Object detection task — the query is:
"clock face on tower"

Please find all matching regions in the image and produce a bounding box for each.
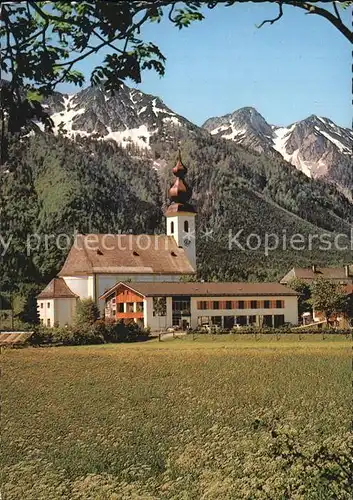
[183,237,191,247]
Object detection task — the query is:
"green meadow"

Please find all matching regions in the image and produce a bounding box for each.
[1,335,351,499]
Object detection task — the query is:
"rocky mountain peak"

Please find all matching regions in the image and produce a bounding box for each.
[43,83,196,150]
[202,107,274,154]
[203,106,352,189]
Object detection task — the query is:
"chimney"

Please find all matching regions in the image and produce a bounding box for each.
[345,265,350,278]
[312,264,317,273]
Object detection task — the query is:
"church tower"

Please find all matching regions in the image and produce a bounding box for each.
[165,151,197,271]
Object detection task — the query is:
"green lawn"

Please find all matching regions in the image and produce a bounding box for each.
[1,336,351,499]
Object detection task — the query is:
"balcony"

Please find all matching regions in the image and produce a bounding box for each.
[117,312,144,319]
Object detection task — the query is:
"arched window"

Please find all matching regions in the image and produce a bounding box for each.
[184,220,189,233]
[170,221,174,234]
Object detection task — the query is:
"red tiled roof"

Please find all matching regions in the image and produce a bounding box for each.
[59,234,195,276]
[37,278,78,299]
[100,281,298,299]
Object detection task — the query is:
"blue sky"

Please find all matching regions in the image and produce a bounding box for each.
[58,3,351,128]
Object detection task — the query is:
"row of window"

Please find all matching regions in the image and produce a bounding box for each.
[116,302,144,314]
[197,314,285,328]
[170,220,189,234]
[40,318,51,326]
[40,302,51,309]
[197,300,284,310]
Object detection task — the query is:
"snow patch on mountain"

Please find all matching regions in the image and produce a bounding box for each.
[105,125,152,149]
[319,129,351,153]
[272,125,314,177]
[210,124,230,135]
[51,96,86,132]
[272,125,296,160]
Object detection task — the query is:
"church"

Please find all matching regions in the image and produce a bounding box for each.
[37,154,298,329]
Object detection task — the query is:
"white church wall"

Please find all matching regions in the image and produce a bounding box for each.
[38,299,55,328]
[55,298,77,327]
[87,276,95,299]
[63,277,90,299]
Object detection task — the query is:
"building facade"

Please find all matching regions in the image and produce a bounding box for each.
[100,282,299,332]
[37,278,78,327]
[38,152,300,330]
[37,152,197,326]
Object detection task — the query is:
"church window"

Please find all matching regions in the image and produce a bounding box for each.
[184,220,189,233]
[170,221,174,234]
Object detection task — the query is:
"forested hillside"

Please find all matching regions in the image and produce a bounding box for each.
[1,129,353,306]
[0,135,163,294]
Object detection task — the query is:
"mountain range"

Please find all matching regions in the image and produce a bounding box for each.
[203,108,353,196]
[43,84,352,195]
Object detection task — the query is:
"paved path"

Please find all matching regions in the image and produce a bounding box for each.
[153,331,187,340]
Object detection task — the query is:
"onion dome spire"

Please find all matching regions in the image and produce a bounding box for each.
[166,149,196,214]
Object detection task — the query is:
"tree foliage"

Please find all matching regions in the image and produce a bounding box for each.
[74,298,100,327]
[309,278,347,324]
[287,278,311,317]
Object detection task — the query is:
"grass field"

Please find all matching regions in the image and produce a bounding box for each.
[1,335,351,499]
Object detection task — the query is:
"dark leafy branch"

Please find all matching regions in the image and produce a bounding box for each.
[0,0,351,163]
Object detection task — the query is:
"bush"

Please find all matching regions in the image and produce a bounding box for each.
[30,326,54,346]
[30,324,105,346]
[29,320,150,346]
[104,320,148,343]
[73,298,100,327]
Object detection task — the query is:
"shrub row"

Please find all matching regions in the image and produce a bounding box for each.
[189,327,352,336]
[30,320,150,346]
